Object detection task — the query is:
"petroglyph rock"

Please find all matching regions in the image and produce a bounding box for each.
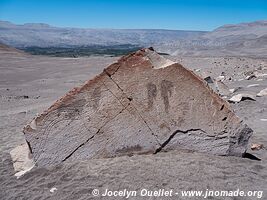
[23,48,253,166]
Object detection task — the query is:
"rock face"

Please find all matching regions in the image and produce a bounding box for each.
[23,48,253,167]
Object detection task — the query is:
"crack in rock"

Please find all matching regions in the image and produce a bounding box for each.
[103,70,161,146]
[62,104,129,162]
[154,128,206,154]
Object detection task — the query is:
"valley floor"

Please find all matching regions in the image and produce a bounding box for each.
[0,52,266,200]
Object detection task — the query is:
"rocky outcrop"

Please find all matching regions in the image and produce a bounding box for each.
[23,48,252,167]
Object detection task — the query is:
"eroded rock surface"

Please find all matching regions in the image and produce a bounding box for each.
[23,48,253,166]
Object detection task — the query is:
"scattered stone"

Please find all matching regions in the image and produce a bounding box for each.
[228,94,256,103]
[214,80,231,97]
[6,95,30,100]
[229,87,242,94]
[247,84,260,88]
[229,89,235,93]
[251,143,264,151]
[10,143,35,178]
[257,66,263,71]
[203,76,213,84]
[23,48,253,167]
[254,71,267,78]
[260,119,267,122]
[256,88,267,97]
[50,187,57,193]
[202,75,230,96]
[216,75,225,82]
[245,74,256,80]
[245,71,267,80]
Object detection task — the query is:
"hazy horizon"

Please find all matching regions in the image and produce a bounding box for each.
[0,0,267,31]
[1,19,266,32]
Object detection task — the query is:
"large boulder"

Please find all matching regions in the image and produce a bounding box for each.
[23,48,253,166]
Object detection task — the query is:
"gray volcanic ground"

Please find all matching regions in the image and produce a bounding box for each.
[0,46,267,199]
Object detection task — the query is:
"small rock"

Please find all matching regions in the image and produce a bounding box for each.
[245,75,256,80]
[204,76,214,84]
[257,66,262,70]
[50,187,57,193]
[245,71,267,80]
[215,80,231,96]
[260,119,267,122]
[229,89,236,93]
[254,71,267,78]
[228,94,256,103]
[251,143,264,151]
[256,88,267,97]
[247,84,260,88]
[229,87,242,94]
[203,76,230,96]
[221,72,226,76]
[216,75,225,82]
[14,166,35,179]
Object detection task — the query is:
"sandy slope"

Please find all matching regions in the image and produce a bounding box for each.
[0,52,266,200]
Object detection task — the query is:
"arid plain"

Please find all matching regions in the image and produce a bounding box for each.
[0,45,266,199]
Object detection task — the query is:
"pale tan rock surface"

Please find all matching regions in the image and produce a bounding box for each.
[10,143,35,178]
[228,94,256,103]
[256,88,267,97]
[23,48,253,166]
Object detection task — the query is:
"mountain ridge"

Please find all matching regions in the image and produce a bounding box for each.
[0,20,266,57]
[0,20,206,48]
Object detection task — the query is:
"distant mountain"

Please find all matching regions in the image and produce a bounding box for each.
[168,20,267,57]
[0,21,206,48]
[208,20,267,37]
[0,20,266,57]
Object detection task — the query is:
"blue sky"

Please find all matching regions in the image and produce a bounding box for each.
[0,0,266,31]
